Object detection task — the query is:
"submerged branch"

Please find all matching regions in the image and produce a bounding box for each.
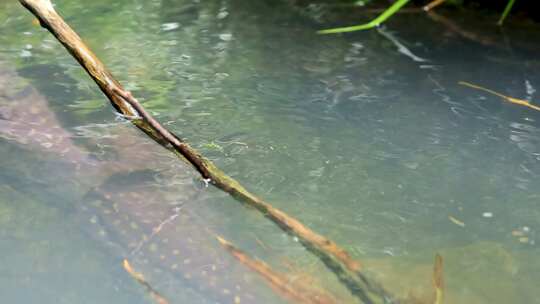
[216,236,341,304]
[123,259,170,304]
[19,0,399,301]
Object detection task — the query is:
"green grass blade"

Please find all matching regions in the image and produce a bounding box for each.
[497,0,516,26]
[318,0,410,34]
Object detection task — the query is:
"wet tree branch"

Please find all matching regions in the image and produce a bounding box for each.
[19,0,396,302]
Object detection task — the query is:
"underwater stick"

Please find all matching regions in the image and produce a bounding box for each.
[19,0,399,301]
[123,259,170,304]
[216,236,342,304]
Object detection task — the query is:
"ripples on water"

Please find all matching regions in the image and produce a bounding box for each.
[1,0,540,303]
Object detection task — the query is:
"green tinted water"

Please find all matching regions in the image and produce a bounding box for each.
[1,0,539,303]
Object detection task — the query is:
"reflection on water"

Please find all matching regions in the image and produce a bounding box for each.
[1,0,540,303]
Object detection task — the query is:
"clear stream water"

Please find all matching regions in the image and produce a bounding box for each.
[1,0,539,303]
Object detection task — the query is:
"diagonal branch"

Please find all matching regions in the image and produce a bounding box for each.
[18,0,397,302]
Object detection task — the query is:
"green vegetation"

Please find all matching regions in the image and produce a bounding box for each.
[318,0,409,34]
[497,0,516,25]
[318,0,523,34]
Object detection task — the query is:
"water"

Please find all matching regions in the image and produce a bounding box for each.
[1,0,540,303]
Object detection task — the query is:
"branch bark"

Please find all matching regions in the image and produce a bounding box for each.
[19,0,395,302]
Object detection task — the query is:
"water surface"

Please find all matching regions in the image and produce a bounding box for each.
[1,0,539,303]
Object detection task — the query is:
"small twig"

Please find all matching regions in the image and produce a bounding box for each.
[432,254,444,304]
[459,81,540,111]
[123,259,170,304]
[423,0,446,12]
